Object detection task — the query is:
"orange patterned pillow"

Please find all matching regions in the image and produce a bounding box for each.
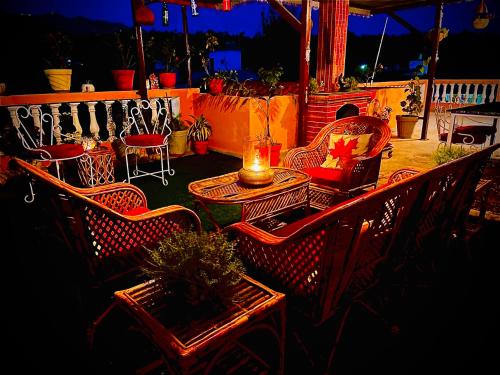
[321,133,373,169]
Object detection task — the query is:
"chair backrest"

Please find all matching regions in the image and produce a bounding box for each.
[120,99,173,139]
[12,105,78,156]
[227,144,499,324]
[284,115,391,170]
[14,157,201,286]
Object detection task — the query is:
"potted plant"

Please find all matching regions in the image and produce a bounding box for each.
[41,32,73,92]
[197,32,221,94]
[432,145,471,165]
[169,113,189,155]
[256,65,284,166]
[157,35,184,89]
[187,114,212,155]
[396,73,423,138]
[141,230,245,311]
[111,30,136,90]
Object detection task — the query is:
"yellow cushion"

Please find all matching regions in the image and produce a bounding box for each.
[321,133,373,169]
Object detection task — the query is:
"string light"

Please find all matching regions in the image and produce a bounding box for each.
[190,0,199,16]
[162,3,169,26]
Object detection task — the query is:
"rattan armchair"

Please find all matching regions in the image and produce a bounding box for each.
[284,116,391,209]
[14,158,201,345]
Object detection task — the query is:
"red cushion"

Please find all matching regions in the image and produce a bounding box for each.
[440,125,490,144]
[303,167,344,187]
[34,144,84,159]
[125,134,166,147]
[123,206,150,216]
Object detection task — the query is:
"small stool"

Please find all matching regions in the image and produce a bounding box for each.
[77,147,115,187]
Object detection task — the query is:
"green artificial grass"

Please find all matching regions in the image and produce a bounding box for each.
[114,152,243,231]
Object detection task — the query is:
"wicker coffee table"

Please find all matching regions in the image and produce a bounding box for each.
[188,167,311,229]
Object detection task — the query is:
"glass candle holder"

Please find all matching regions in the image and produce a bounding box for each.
[238,136,274,186]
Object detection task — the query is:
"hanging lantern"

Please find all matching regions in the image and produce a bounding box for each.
[222,0,231,12]
[190,0,199,16]
[134,3,155,26]
[162,3,169,26]
[473,0,494,29]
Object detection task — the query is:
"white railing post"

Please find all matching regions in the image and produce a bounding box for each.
[69,102,83,142]
[121,100,130,136]
[49,104,62,144]
[104,100,116,141]
[87,101,99,139]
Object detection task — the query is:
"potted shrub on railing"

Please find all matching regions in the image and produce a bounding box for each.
[111,30,136,90]
[41,32,73,92]
[396,73,423,138]
[187,114,212,155]
[197,32,222,94]
[157,35,184,89]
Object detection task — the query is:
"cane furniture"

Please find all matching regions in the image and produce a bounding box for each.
[14,157,201,344]
[188,167,310,230]
[111,274,286,374]
[77,146,115,187]
[283,116,391,210]
[225,144,499,372]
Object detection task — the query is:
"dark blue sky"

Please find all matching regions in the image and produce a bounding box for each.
[1,0,498,36]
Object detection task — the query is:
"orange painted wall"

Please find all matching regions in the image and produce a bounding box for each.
[368,87,407,133]
[193,94,298,157]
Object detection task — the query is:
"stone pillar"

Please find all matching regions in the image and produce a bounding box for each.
[317,0,349,92]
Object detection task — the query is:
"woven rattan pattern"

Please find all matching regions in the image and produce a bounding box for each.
[189,168,309,203]
[114,275,285,373]
[226,145,499,325]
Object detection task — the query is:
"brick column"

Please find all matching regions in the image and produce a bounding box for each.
[317,0,349,92]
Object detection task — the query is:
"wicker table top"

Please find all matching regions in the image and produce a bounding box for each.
[114,274,285,355]
[188,167,310,205]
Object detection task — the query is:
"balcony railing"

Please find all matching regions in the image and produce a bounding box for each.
[432,79,500,105]
[0,89,198,143]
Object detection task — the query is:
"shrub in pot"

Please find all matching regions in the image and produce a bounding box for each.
[396,74,423,138]
[156,35,184,89]
[187,114,212,155]
[169,113,189,156]
[41,32,73,92]
[110,31,136,90]
[141,230,245,313]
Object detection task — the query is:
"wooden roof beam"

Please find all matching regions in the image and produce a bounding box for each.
[386,10,421,36]
[268,0,301,32]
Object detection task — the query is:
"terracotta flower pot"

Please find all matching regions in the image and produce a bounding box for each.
[209,78,224,94]
[159,72,176,89]
[270,143,282,166]
[193,141,209,155]
[44,69,72,92]
[396,115,418,139]
[111,69,135,90]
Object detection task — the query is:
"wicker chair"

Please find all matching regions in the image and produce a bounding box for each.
[225,144,499,372]
[14,158,201,345]
[284,115,391,209]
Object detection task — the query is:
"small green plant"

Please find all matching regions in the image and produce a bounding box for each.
[41,32,73,68]
[338,74,359,91]
[400,75,423,116]
[112,30,136,69]
[187,114,212,142]
[169,113,188,131]
[141,230,245,306]
[308,77,324,94]
[432,146,471,165]
[256,65,284,144]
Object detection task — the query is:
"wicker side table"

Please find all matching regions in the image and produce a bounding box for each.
[113,275,286,374]
[77,147,115,187]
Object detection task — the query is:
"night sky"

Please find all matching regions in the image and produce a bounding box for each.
[1,0,498,36]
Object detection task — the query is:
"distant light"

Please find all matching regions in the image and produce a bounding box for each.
[360,64,368,71]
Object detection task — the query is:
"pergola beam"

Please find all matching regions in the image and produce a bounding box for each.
[267,0,301,32]
[386,11,421,37]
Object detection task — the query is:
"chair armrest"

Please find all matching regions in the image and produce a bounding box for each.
[283,145,325,169]
[387,168,422,184]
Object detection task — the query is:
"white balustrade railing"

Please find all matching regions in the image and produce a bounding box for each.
[432,79,500,105]
[6,96,180,144]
